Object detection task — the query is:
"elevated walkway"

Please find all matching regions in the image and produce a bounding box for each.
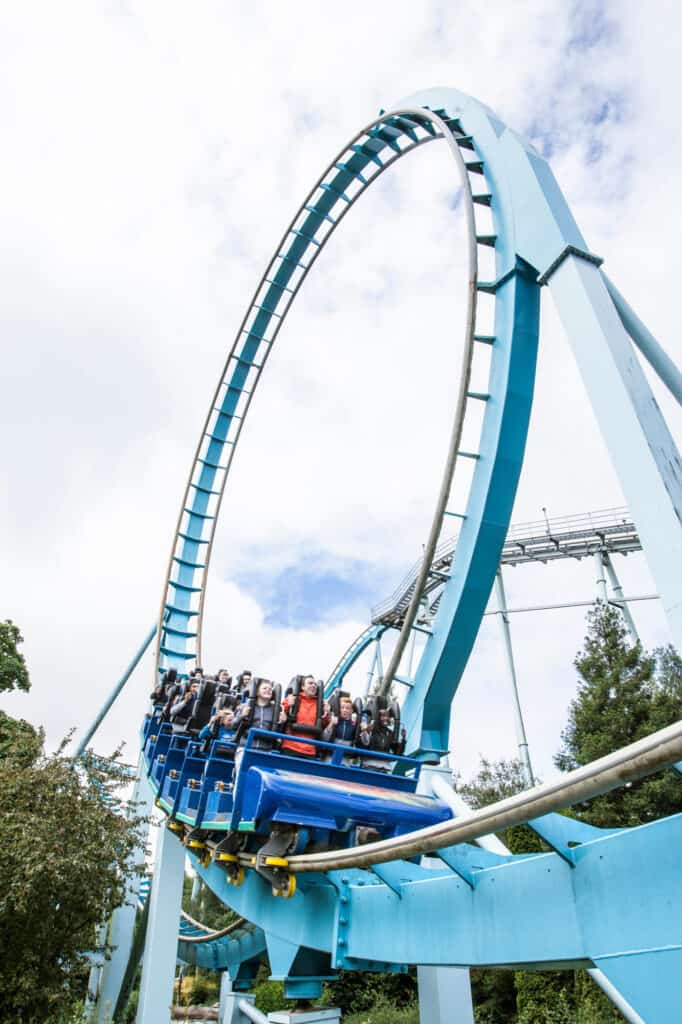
[371,507,640,627]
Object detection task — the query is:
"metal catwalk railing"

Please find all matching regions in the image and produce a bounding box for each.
[372,506,641,626]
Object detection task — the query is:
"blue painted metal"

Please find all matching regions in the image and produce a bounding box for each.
[142,710,449,841]
[178,921,267,976]
[155,111,447,680]
[137,823,186,1024]
[190,813,682,977]
[548,254,682,652]
[325,623,388,696]
[603,274,682,406]
[93,757,154,1021]
[402,257,540,756]
[239,764,450,837]
[418,966,474,1024]
[74,622,157,758]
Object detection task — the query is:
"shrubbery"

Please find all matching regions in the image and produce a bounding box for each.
[0,620,145,1024]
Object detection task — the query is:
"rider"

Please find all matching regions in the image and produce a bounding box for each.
[198,706,235,747]
[359,707,406,770]
[232,678,283,778]
[323,695,358,747]
[281,675,324,758]
[169,680,200,730]
[234,679,283,749]
[234,670,253,702]
[150,667,178,703]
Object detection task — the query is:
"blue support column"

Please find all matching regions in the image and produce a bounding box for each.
[74,623,158,758]
[547,254,682,652]
[494,568,534,785]
[418,964,475,1024]
[95,757,154,1021]
[417,764,475,1024]
[219,973,258,1024]
[593,949,682,1023]
[603,274,682,406]
[136,825,185,1024]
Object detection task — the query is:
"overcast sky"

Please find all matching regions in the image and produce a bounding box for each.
[1,1,681,784]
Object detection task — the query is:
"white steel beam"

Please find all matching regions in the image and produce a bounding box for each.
[136,826,185,1024]
[548,255,682,653]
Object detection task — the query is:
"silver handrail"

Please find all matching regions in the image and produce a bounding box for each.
[286,718,682,872]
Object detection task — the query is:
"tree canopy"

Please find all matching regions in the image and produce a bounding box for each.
[0,623,145,1023]
[556,602,682,828]
[0,619,30,694]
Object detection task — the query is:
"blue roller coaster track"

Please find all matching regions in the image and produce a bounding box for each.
[103,87,682,1023]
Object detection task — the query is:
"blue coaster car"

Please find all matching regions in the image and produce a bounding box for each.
[141,713,452,854]
[230,729,452,840]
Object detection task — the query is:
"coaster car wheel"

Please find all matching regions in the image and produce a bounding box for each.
[272,873,297,899]
[227,865,245,887]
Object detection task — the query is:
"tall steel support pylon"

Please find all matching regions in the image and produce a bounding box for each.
[364,636,384,697]
[417,763,475,1024]
[92,757,154,1022]
[546,254,682,650]
[601,550,640,643]
[136,825,185,1024]
[594,550,609,604]
[493,568,534,785]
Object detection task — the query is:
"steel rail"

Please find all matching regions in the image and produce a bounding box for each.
[154,110,452,678]
[191,115,441,667]
[376,109,478,694]
[178,911,248,945]
[324,622,389,696]
[284,718,682,872]
[180,909,216,932]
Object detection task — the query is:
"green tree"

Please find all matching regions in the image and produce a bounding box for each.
[457,757,544,856]
[556,602,682,828]
[0,619,31,693]
[551,601,682,1021]
[0,621,145,1023]
[0,745,146,1022]
[0,708,43,764]
[185,872,242,932]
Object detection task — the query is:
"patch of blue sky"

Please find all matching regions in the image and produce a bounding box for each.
[234,556,394,628]
[585,137,603,166]
[566,1,616,54]
[524,82,630,169]
[449,186,463,211]
[581,83,630,126]
[526,118,556,160]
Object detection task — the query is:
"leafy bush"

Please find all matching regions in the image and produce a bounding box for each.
[253,978,287,1013]
[323,968,417,1015]
[343,996,419,1024]
[123,989,138,1024]
[0,738,145,1021]
[184,973,219,1006]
